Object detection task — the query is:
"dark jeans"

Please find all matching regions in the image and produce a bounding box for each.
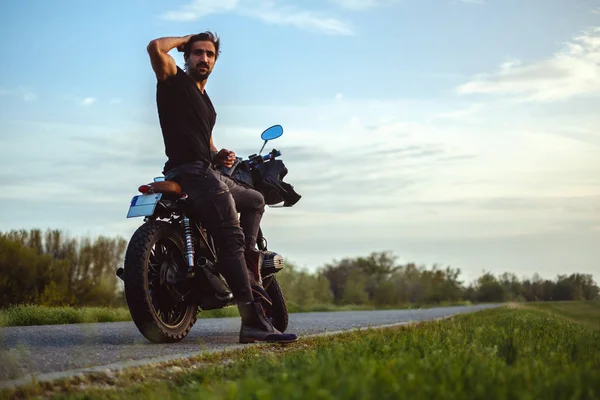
[164,161,265,304]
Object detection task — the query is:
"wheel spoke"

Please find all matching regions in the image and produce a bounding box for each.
[146,236,190,328]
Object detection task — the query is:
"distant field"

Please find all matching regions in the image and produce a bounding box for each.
[5,301,599,400]
[526,300,600,329]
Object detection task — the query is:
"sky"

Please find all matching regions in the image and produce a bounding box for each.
[1,0,599,285]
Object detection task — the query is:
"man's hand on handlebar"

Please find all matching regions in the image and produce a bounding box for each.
[213,148,236,168]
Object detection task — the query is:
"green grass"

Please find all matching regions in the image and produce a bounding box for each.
[0,305,246,327]
[0,301,475,327]
[6,303,599,399]
[526,300,600,329]
[0,305,133,327]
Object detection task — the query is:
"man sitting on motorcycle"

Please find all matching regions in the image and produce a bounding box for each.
[147,31,297,344]
[209,143,267,287]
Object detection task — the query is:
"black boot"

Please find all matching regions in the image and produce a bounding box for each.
[244,249,273,308]
[238,301,298,344]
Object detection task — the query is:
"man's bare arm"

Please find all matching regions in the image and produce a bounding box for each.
[147,35,194,81]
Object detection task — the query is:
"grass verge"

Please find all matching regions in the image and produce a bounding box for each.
[525,300,600,329]
[0,301,474,327]
[0,305,245,327]
[3,303,599,399]
[0,306,132,327]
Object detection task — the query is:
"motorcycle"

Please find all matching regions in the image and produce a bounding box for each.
[116,125,301,343]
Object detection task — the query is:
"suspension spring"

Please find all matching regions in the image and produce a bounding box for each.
[183,217,195,272]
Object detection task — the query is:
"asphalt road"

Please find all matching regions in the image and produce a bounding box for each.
[0,304,499,388]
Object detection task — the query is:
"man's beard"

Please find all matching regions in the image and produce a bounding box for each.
[187,62,211,81]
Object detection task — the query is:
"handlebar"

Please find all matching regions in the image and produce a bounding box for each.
[245,149,281,168]
[263,150,281,160]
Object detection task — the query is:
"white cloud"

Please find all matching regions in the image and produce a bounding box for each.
[162,0,238,21]
[0,86,37,101]
[81,97,97,106]
[457,27,600,102]
[593,7,600,15]
[242,5,353,35]
[328,0,398,10]
[330,0,481,9]
[335,93,343,100]
[433,104,483,121]
[161,0,353,35]
[109,98,122,104]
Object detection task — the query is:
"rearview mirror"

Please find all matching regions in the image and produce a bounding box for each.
[261,125,283,141]
[259,125,284,154]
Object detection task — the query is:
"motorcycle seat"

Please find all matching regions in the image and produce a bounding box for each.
[138,181,183,198]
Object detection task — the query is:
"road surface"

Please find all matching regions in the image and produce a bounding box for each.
[0,304,499,388]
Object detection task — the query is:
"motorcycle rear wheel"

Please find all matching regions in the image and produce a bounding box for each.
[123,220,198,343]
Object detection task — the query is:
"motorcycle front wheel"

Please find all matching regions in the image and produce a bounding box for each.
[123,220,198,343]
[264,277,288,332]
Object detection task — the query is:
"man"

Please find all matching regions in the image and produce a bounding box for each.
[146,31,297,344]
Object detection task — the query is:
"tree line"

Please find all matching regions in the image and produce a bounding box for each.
[0,229,127,308]
[0,228,598,309]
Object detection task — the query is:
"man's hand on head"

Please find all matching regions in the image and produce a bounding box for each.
[177,34,196,52]
[214,148,236,168]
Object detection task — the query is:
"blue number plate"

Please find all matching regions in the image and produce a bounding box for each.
[127,193,163,218]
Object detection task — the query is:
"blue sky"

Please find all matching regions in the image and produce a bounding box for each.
[1,0,600,283]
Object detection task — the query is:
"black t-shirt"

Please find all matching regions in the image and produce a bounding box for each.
[156,66,216,173]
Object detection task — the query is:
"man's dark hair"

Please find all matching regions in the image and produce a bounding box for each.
[183,31,221,60]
